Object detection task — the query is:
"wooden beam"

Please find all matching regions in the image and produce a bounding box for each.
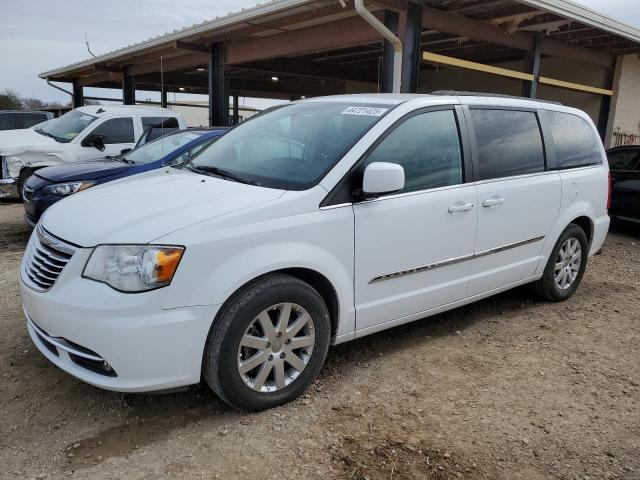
[237,58,377,83]
[423,52,534,81]
[227,14,382,65]
[422,6,614,68]
[128,52,208,76]
[422,51,614,96]
[76,72,121,87]
[174,40,210,53]
[92,64,123,73]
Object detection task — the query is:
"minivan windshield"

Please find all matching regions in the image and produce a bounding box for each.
[124,130,205,164]
[189,102,392,190]
[35,110,97,143]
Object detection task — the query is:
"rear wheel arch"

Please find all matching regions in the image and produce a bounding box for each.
[569,216,594,246]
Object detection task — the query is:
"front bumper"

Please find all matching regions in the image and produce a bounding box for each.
[0,177,18,199]
[20,243,220,392]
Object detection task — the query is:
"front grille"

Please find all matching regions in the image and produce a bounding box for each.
[22,224,77,291]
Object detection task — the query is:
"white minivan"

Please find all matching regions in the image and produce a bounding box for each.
[20,94,610,411]
[0,105,185,199]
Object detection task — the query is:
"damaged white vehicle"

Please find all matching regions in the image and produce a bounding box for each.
[0,105,185,199]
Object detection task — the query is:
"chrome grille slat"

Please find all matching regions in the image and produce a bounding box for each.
[31,250,66,269]
[29,256,63,275]
[21,225,77,292]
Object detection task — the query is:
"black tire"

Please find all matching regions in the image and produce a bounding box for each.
[202,274,331,411]
[532,224,589,302]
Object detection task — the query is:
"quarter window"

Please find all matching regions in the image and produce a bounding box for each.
[90,117,135,144]
[364,109,463,193]
[547,111,602,169]
[470,109,545,180]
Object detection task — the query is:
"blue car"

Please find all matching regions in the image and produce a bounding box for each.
[23,128,227,226]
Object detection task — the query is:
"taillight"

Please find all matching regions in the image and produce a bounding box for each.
[607,171,612,210]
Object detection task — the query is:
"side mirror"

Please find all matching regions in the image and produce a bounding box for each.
[92,135,106,152]
[362,162,405,196]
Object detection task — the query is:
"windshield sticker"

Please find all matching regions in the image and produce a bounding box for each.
[341,106,388,117]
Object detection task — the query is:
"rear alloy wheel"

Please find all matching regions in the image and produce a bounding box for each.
[532,224,589,302]
[202,274,331,411]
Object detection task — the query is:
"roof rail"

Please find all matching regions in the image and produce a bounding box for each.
[430,90,563,106]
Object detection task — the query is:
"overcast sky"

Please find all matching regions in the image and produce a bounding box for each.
[0,0,638,105]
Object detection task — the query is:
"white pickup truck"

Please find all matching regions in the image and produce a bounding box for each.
[0,105,186,199]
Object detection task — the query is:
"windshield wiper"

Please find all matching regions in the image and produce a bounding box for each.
[35,128,56,140]
[185,162,260,186]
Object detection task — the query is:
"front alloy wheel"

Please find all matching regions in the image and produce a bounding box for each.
[203,274,331,411]
[238,303,315,392]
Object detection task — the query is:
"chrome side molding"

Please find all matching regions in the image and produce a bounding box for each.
[369,235,545,284]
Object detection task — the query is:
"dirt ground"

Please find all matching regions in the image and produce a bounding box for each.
[1,201,639,480]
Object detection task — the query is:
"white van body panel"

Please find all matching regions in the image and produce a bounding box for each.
[21,94,610,392]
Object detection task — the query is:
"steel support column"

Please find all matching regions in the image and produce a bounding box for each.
[232,94,239,125]
[522,36,542,98]
[598,67,616,141]
[381,10,399,93]
[123,72,135,105]
[400,2,422,93]
[209,43,229,126]
[72,81,83,108]
[160,87,168,108]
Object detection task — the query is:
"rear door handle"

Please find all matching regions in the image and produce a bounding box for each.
[482,196,505,208]
[448,202,474,214]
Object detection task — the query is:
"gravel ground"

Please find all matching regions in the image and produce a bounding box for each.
[1,201,639,480]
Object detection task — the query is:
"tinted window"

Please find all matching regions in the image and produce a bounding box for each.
[365,110,463,193]
[0,113,16,130]
[18,113,48,129]
[547,111,602,169]
[470,109,545,180]
[90,117,134,144]
[607,149,639,171]
[142,116,179,129]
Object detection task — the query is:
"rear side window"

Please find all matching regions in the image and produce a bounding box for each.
[364,109,463,193]
[607,149,639,171]
[470,109,545,180]
[547,111,602,169]
[91,117,135,144]
[142,116,179,129]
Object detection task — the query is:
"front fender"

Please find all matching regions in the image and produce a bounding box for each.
[160,206,356,338]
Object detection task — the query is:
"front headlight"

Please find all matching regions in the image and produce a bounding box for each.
[83,245,185,292]
[43,181,95,196]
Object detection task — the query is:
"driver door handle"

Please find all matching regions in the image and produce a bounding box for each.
[482,196,505,208]
[448,202,474,214]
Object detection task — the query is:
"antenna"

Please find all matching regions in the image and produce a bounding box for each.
[84,32,96,58]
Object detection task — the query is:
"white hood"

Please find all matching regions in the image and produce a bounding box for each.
[0,128,57,155]
[41,168,286,246]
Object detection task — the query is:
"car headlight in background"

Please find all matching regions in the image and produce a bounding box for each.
[83,245,185,292]
[43,181,95,196]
